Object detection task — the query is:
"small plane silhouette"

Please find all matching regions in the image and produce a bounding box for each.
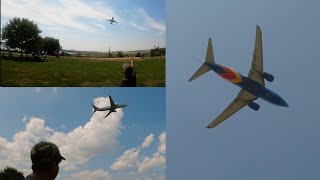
[189,26,288,129]
[107,17,118,24]
[92,96,127,118]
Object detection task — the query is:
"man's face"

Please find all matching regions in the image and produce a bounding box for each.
[50,159,61,179]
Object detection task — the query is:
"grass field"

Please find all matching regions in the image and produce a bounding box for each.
[1,55,165,87]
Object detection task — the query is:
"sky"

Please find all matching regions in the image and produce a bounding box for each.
[1,0,165,51]
[167,0,320,180]
[0,88,165,180]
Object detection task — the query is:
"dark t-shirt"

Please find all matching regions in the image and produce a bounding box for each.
[120,75,136,87]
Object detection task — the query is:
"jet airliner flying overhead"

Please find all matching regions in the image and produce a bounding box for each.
[92,96,127,118]
[189,26,288,129]
[107,17,118,24]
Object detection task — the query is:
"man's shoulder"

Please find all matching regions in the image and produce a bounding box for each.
[25,175,37,180]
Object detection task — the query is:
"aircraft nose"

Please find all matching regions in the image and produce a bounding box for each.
[279,98,289,107]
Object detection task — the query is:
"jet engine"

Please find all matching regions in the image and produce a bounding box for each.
[247,102,260,111]
[262,72,274,82]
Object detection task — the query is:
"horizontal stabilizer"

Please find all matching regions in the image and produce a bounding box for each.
[188,64,210,81]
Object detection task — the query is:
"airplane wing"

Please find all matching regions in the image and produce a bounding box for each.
[207,89,257,128]
[247,25,265,86]
[109,96,116,107]
[105,111,112,118]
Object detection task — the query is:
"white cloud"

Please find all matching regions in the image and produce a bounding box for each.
[158,132,166,154]
[1,0,115,33]
[111,131,166,174]
[0,96,123,172]
[128,22,146,31]
[136,8,165,34]
[69,169,112,180]
[137,132,166,173]
[141,133,154,149]
[0,117,54,176]
[110,148,140,171]
[138,152,165,173]
[22,115,28,124]
[50,97,123,169]
[122,8,165,35]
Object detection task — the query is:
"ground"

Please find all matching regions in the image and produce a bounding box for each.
[0,53,165,87]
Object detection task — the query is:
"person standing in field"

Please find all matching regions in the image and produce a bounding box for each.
[120,58,136,87]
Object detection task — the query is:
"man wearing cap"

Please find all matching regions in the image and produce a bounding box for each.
[25,141,65,180]
[120,58,136,87]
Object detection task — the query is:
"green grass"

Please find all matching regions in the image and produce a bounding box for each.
[1,56,165,87]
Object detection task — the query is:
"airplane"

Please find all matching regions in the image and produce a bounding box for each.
[92,96,127,118]
[107,17,118,24]
[189,26,289,129]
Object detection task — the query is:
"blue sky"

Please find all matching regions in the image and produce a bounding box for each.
[1,0,165,51]
[0,88,165,180]
[167,0,320,179]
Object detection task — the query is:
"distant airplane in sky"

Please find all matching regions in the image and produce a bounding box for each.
[189,26,289,129]
[107,17,118,24]
[92,96,127,118]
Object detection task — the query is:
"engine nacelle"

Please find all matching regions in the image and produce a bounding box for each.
[247,102,260,111]
[262,72,274,82]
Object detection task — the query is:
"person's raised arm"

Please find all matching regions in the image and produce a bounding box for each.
[130,58,135,74]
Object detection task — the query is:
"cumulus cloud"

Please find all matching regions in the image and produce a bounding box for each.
[138,132,166,173]
[0,96,123,172]
[110,148,140,171]
[110,132,166,173]
[158,132,166,154]
[110,133,154,171]
[69,169,112,180]
[141,133,154,148]
[138,152,166,173]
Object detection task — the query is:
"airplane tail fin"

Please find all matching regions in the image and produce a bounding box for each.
[189,37,215,82]
[92,104,97,115]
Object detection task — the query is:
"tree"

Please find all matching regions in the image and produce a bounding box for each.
[117,51,124,57]
[0,167,24,180]
[1,17,42,57]
[41,36,61,55]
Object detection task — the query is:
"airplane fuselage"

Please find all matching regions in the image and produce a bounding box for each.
[95,104,127,112]
[205,62,288,107]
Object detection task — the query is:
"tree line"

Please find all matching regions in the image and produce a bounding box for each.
[0,167,24,180]
[1,17,61,57]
